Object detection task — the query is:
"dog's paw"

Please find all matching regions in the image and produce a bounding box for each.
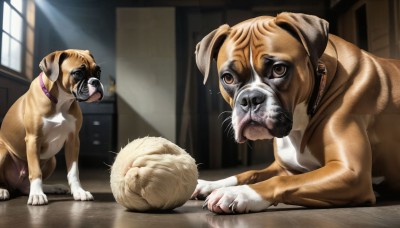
[203,185,271,214]
[27,192,48,205]
[71,188,94,201]
[0,188,10,200]
[191,177,238,200]
[43,184,70,194]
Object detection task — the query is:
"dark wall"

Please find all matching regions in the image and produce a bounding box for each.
[34,0,116,93]
[0,75,29,122]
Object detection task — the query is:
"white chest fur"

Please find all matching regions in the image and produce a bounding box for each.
[275,103,321,173]
[41,111,76,160]
[275,134,321,173]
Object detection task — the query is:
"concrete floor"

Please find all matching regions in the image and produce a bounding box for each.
[1,166,400,228]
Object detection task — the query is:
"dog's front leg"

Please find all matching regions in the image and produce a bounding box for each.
[65,133,93,201]
[191,161,286,200]
[206,160,376,214]
[26,134,47,205]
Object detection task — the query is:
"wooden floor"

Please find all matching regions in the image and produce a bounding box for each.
[1,166,400,227]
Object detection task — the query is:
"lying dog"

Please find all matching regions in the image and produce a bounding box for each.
[191,12,400,214]
[0,49,104,205]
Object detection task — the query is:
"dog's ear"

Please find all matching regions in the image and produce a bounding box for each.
[39,51,68,82]
[275,12,329,67]
[195,24,230,84]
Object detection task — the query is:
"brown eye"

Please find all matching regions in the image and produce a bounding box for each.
[222,73,235,85]
[272,64,287,78]
[71,70,84,81]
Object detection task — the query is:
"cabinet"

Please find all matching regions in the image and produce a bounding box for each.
[78,99,117,167]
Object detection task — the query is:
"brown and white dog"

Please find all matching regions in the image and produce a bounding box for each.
[0,49,103,205]
[191,12,400,214]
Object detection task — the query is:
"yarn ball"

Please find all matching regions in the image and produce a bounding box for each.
[110,137,198,212]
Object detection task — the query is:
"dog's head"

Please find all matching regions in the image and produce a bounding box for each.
[196,12,329,142]
[39,49,104,103]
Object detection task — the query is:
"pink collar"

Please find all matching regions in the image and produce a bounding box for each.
[39,72,58,104]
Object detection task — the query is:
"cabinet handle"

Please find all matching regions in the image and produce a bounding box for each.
[93,140,100,145]
[93,121,101,126]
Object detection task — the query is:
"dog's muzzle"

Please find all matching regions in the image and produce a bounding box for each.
[74,77,104,102]
[232,88,293,142]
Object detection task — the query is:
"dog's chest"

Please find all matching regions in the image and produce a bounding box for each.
[41,111,76,159]
[275,132,321,173]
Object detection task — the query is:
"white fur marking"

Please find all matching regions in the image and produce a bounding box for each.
[67,161,81,188]
[249,46,263,83]
[30,178,44,194]
[276,103,321,172]
[194,176,238,198]
[41,112,76,160]
[204,176,237,189]
[207,185,272,213]
[28,178,48,205]
[67,161,93,201]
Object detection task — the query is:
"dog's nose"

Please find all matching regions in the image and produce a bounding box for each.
[88,78,100,87]
[238,90,266,111]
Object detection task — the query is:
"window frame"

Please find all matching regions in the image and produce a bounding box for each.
[0,0,33,81]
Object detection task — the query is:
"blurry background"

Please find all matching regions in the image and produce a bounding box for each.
[0,0,398,170]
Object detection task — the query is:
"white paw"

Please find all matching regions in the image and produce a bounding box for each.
[0,188,10,200]
[204,185,271,214]
[28,178,48,205]
[28,192,48,205]
[43,184,70,194]
[71,188,94,201]
[191,177,238,200]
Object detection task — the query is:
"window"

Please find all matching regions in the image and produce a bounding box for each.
[1,0,35,80]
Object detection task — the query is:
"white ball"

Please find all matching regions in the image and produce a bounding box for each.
[110,137,198,211]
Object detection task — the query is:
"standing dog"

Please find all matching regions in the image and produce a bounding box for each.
[191,12,400,214]
[0,49,103,205]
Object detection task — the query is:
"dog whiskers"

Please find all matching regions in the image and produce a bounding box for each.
[223,121,234,135]
[218,111,232,120]
[221,116,232,126]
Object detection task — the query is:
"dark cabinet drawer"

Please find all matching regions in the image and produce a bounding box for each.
[78,100,117,166]
[80,115,113,155]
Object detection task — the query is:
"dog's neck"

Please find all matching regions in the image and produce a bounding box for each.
[291,102,309,134]
[39,72,58,104]
[275,102,321,173]
[39,72,76,113]
[55,83,76,113]
[287,102,309,153]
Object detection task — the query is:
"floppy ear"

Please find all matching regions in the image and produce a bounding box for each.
[275,12,329,68]
[195,24,230,84]
[39,51,67,82]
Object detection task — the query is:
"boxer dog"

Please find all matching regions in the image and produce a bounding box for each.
[191,12,400,214]
[0,49,103,205]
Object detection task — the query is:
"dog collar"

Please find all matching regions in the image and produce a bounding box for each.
[307,62,327,116]
[39,72,58,104]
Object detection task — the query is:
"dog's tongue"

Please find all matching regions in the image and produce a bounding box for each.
[86,84,102,102]
[86,92,102,103]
